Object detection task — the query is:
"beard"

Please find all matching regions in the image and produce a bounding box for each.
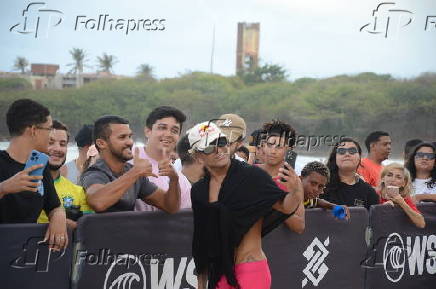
[108,142,132,162]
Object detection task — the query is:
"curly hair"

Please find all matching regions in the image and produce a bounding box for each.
[301,161,330,180]
[262,120,296,147]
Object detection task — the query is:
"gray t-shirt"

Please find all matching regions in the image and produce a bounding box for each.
[81,159,158,212]
[65,159,80,185]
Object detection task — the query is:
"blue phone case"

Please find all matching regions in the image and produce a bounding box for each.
[24,150,49,179]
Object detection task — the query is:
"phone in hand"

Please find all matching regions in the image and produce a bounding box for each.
[284,149,297,169]
[386,186,400,199]
[24,150,48,181]
[281,149,297,182]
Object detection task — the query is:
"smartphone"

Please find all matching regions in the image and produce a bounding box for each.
[281,149,297,182]
[385,186,400,199]
[284,149,297,169]
[24,150,49,179]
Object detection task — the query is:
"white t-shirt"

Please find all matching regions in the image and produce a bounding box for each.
[413,178,436,195]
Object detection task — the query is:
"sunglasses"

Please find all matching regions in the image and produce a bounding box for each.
[201,137,228,155]
[336,147,358,155]
[415,152,435,160]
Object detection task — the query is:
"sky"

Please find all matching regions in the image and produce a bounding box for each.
[1,0,435,80]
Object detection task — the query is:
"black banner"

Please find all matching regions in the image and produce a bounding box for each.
[2,204,435,289]
[72,209,195,289]
[0,223,73,289]
[264,207,368,289]
[363,203,436,289]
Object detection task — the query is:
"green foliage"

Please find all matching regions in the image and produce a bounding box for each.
[238,63,287,85]
[0,78,32,91]
[136,64,155,81]
[0,72,434,152]
[13,57,29,74]
[97,53,117,73]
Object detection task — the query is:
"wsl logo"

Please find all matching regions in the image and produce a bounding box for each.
[383,233,436,282]
[383,233,406,282]
[104,255,146,289]
[104,255,196,289]
[302,237,330,288]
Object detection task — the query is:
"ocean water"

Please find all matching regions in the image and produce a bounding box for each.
[0,142,401,175]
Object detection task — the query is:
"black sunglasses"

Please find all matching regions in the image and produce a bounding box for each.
[415,152,435,160]
[201,137,228,155]
[336,147,358,155]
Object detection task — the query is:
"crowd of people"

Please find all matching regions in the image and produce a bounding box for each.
[0,98,435,289]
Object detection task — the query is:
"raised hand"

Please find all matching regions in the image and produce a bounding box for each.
[278,162,302,194]
[132,147,158,178]
[158,147,178,180]
[0,164,44,195]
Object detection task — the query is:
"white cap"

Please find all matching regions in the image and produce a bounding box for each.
[187,122,227,153]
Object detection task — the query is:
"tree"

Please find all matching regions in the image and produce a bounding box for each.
[97,53,117,74]
[13,56,29,74]
[238,63,288,85]
[67,48,87,88]
[136,64,155,80]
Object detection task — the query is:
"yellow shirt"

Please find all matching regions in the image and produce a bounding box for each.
[38,176,93,223]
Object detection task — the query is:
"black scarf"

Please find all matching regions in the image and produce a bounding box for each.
[191,159,292,289]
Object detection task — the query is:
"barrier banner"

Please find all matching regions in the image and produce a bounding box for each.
[363,203,436,289]
[263,207,368,289]
[0,223,73,289]
[72,209,195,289]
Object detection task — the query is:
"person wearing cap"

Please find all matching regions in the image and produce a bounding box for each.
[216,113,247,162]
[188,121,303,289]
[61,124,94,185]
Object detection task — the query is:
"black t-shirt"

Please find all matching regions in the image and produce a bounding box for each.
[191,159,292,289]
[321,178,380,210]
[0,150,61,223]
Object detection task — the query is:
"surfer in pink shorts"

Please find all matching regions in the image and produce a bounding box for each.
[188,121,303,289]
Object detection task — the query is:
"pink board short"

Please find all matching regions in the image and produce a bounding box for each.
[215,259,271,289]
